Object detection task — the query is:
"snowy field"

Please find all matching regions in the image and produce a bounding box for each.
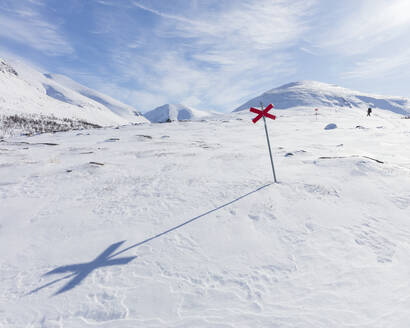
[1,107,410,327]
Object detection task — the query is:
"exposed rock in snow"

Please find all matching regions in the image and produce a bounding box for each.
[233,80,410,115]
[0,59,18,76]
[325,123,337,130]
[144,103,214,123]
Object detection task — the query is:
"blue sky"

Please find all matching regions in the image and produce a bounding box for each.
[1,0,410,112]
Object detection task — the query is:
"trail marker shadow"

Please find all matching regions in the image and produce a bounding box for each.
[109,183,273,259]
[28,241,136,296]
[28,183,272,296]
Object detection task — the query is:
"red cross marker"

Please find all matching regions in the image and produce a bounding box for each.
[249,103,278,183]
[250,104,276,123]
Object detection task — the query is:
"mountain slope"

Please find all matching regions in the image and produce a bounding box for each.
[233,80,410,115]
[144,104,214,123]
[0,58,149,128]
[45,73,146,123]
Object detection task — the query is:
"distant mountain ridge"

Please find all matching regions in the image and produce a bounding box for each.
[0,58,149,127]
[233,80,410,115]
[144,104,214,123]
[44,73,146,123]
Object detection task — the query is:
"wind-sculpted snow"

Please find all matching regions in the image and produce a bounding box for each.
[234,80,410,115]
[1,107,409,327]
[43,84,76,106]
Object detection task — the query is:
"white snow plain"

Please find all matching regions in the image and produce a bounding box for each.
[1,106,410,327]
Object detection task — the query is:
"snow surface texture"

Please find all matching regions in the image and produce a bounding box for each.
[234,81,410,115]
[0,58,149,128]
[144,104,215,123]
[1,106,410,327]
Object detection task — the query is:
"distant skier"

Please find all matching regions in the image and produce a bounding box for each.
[367,107,372,116]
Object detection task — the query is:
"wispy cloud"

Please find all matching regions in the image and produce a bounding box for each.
[0,2,73,55]
[343,50,410,79]
[4,0,410,111]
[103,0,317,110]
[135,0,316,51]
[314,0,410,55]
[132,1,194,24]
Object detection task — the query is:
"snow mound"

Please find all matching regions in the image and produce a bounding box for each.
[233,80,410,115]
[144,104,213,123]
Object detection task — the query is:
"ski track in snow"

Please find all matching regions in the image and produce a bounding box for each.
[1,107,410,327]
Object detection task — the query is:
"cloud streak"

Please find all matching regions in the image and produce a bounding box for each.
[343,50,410,79]
[313,0,410,55]
[105,0,317,110]
[0,2,73,55]
[132,1,194,24]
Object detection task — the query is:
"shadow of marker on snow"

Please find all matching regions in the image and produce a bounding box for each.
[109,182,273,259]
[28,183,272,296]
[27,241,136,296]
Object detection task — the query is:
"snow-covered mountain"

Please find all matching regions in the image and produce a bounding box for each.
[233,80,410,115]
[0,58,149,128]
[44,73,146,123]
[144,103,214,123]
